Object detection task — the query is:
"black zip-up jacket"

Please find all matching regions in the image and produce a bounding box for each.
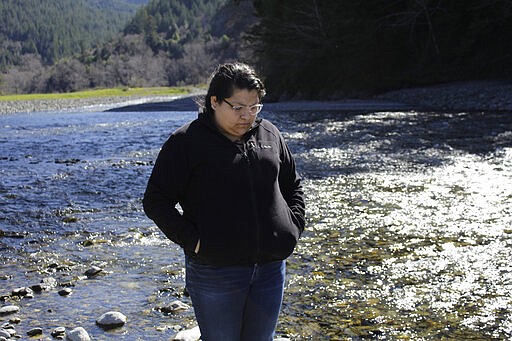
[143,111,305,266]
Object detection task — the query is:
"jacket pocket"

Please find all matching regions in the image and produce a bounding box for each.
[264,201,300,260]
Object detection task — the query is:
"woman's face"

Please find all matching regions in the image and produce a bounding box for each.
[211,88,260,141]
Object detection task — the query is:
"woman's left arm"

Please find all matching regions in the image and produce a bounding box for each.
[278,134,306,234]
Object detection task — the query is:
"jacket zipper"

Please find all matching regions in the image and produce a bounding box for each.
[242,141,261,263]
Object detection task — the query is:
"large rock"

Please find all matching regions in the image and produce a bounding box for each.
[96,311,127,328]
[66,327,90,341]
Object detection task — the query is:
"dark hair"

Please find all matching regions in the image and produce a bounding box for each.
[199,62,266,115]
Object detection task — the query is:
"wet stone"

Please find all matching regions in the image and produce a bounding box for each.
[58,281,76,287]
[8,318,21,324]
[66,327,90,341]
[42,277,58,287]
[27,327,43,337]
[158,300,190,314]
[84,266,103,277]
[3,326,17,337]
[30,284,50,293]
[96,311,127,329]
[58,288,73,296]
[0,305,19,316]
[51,326,66,338]
[11,287,32,297]
[173,326,200,341]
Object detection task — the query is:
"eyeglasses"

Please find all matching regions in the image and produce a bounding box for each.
[223,99,263,116]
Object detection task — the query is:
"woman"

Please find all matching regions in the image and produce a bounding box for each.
[143,62,305,340]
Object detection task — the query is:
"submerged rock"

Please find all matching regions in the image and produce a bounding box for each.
[96,311,127,328]
[66,327,90,341]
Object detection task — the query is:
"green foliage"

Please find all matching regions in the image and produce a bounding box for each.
[250,0,512,98]
[0,86,191,101]
[123,0,227,55]
[0,0,141,68]
[3,0,511,97]
[0,0,247,94]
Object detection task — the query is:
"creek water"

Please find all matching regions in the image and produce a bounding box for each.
[0,108,511,340]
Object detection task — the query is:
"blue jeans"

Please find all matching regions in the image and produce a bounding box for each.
[185,258,286,341]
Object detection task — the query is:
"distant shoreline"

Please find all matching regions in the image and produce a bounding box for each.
[1,81,511,115]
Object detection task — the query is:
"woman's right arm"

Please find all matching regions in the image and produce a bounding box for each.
[142,135,199,252]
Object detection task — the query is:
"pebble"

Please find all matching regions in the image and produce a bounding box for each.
[30,284,48,293]
[5,328,17,337]
[66,327,90,341]
[84,266,103,277]
[0,305,19,316]
[0,330,10,339]
[31,277,59,292]
[11,287,32,297]
[96,311,127,328]
[52,326,66,338]
[58,288,73,296]
[173,326,200,341]
[27,327,43,337]
[158,300,190,314]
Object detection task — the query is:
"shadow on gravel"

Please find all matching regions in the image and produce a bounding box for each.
[105,96,199,112]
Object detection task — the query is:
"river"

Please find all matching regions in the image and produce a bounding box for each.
[0,108,511,340]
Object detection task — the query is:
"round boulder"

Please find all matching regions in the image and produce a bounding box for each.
[96,311,127,329]
[66,327,90,341]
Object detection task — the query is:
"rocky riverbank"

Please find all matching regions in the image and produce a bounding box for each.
[1,81,511,114]
[0,95,185,115]
[0,264,203,341]
[375,80,512,111]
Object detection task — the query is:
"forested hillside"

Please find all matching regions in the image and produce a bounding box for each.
[1,0,511,98]
[0,0,145,69]
[85,0,149,12]
[0,0,252,94]
[249,0,512,98]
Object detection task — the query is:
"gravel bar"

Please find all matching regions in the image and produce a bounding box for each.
[1,81,512,114]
